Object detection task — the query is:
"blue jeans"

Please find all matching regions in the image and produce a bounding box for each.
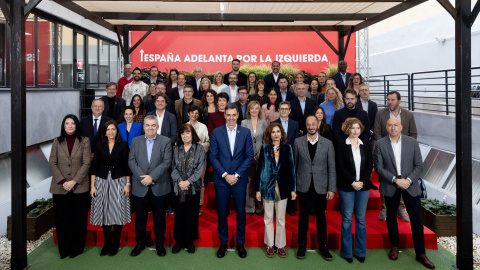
[338,189,370,258]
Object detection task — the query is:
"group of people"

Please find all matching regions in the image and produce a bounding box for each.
[47,59,434,269]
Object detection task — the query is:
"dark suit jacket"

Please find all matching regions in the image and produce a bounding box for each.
[81,115,112,151]
[276,89,295,102]
[145,98,175,115]
[331,107,370,144]
[335,140,376,192]
[331,72,352,96]
[264,72,288,91]
[272,118,300,146]
[168,87,181,101]
[224,72,248,87]
[356,99,378,139]
[374,135,423,197]
[174,98,202,127]
[90,141,131,179]
[101,96,126,124]
[209,125,254,187]
[256,144,296,201]
[143,77,163,85]
[289,97,316,133]
[118,122,143,147]
[128,135,172,197]
[234,100,250,126]
[187,77,202,96]
[146,110,178,145]
[373,107,417,140]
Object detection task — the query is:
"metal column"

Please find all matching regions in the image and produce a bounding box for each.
[122,24,129,65]
[337,25,345,62]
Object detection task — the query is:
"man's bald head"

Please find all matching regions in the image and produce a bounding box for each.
[386,117,403,138]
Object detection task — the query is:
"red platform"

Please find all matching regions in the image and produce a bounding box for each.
[54,171,437,250]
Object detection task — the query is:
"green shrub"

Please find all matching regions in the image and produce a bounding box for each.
[27,198,54,218]
[421,198,456,216]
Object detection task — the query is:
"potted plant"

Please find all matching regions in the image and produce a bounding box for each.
[7,198,55,240]
[421,198,456,237]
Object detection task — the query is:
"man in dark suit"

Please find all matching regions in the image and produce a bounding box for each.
[128,115,172,257]
[356,83,378,141]
[332,89,370,144]
[101,82,126,124]
[234,86,250,125]
[374,117,435,269]
[294,115,336,260]
[143,66,164,85]
[81,99,111,155]
[264,61,288,91]
[289,83,316,135]
[277,77,295,102]
[187,66,203,99]
[146,93,177,146]
[168,73,187,102]
[174,84,202,127]
[273,101,300,216]
[210,103,254,259]
[146,83,174,114]
[223,58,248,87]
[331,61,352,96]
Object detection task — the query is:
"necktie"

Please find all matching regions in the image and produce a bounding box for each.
[93,119,98,137]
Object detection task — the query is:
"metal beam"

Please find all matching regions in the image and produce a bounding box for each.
[128,25,339,32]
[0,0,12,26]
[114,25,125,58]
[75,0,405,2]
[352,0,427,32]
[122,24,129,65]
[310,26,339,55]
[96,12,377,21]
[338,25,345,61]
[10,0,28,268]
[128,25,157,54]
[343,26,353,59]
[24,0,42,17]
[470,0,480,27]
[50,0,115,31]
[437,0,457,19]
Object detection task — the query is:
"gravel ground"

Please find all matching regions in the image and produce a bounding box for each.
[0,230,478,269]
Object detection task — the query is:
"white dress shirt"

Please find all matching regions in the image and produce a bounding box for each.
[229,86,238,103]
[307,134,319,145]
[389,108,402,122]
[226,124,237,155]
[346,137,364,181]
[155,110,165,135]
[390,135,402,176]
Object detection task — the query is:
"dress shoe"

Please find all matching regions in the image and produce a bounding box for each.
[100,244,110,256]
[156,245,166,256]
[109,243,120,256]
[342,256,353,263]
[416,254,435,269]
[217,244,228,258]
[388,246,399,260]
[130,245,145,257]
[355,255,365,263]
[236,243,247,258]
[172,243,183,254]
[318,245,333,261]
[296,245,306,259]
[277,247,287,258]
[397,209,410,222]
[70,251,82,258]
[247,212,254,216]
[255,211,263,216]
[186,243,195,254]
[287,210,296,216]
[266,246,275,258]
[378,209,387,221]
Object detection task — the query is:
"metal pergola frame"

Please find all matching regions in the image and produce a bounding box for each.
[1,0,478,269]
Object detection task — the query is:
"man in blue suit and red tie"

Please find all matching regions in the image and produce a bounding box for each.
[210,103,254,259]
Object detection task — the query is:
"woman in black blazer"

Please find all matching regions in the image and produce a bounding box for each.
[313,106,333,141]
[90,120,131,256]
[335,117,377,263]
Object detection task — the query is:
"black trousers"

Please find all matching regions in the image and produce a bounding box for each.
[53,192,90,258]
[385,188,426,255]
[133,189,166,246]
[173,192,200,244]
[297,183,328,247]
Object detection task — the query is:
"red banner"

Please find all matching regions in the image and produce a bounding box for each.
[131,31,356,74]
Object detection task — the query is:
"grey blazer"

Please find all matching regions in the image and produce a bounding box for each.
[293,135,336,194]
[241,118,268,157]
[128,135,172,197]
[374,135,423,197]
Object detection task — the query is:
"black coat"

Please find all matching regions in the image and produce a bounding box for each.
[101,96,126,124]
[289,97,316,133]
[272,118,300,146]
[224,72,248,87]
[332,107,370,144]
[276,89,295,102]
[90,141,131,179]
[80,115,112,152]
[356,99,378,140]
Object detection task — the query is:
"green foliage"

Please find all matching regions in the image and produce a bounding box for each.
[27,198,54,218]
[325,63,338,77]
[421,199,456,216]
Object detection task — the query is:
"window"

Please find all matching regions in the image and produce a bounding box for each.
[87,36,98,85]
[99,40,109,83]
[77,33,85,89]
[58,25,73,88]
[110,44,118,83]
[0,13,6,87]
[37,18,55,86]
[25,14,35,87]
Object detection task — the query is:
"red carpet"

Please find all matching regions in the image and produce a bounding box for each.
[54,171,438,250]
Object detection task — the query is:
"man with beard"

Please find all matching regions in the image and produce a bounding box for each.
[101,82,126,123]
[221,73,239,103]
[224,59,248,87]
[331,89,370,144]
[264,61,288,91]
[123,67,149,106]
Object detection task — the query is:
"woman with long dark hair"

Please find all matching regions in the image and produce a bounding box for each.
[165,69,179,96]
[261,88,281,125]
[49,114,91,259]
[200,89,218,126]
[247,72,257,95]
[131,94,146,124]
[347,73,364,97]
[207,92,229,136]
[249,79,268,107]
[90,120,131,256]
[118,106,143,147]
[312,106,333,141]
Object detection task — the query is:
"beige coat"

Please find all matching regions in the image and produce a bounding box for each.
[49,137,91,194]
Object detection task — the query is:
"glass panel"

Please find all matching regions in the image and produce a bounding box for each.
[37,18,55,85]
[0,14,5,86]
[58,25,73,87]
[25,14,35,87]
[99,40,109,84]
[109,44,118,83]
[420,148,455,186]
[26,145,51,186]
[77,33,85,89]
[443,161,480,204]
[87,36,98,85]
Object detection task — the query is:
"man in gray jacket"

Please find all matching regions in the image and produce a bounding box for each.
[128,115,172,257]
[374,117,434,269]
[294,115,336,260]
